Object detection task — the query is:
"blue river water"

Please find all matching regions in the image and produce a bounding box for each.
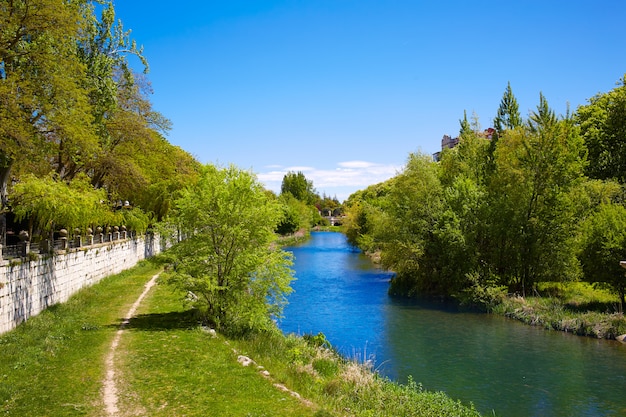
[278,231,626,417]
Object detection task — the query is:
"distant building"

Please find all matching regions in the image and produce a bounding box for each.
[441,134,460,150]
[432,129,494,161]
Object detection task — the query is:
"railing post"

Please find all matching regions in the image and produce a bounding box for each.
[19,230,30,257]
[74,228,82,248]
[87,228,94,246]
[59,229,68,251]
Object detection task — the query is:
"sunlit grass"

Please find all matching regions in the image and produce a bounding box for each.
[0,260,160,416]
[119,280,318,416]
[0,258,483,416]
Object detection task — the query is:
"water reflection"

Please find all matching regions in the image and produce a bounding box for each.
[281,232,626,416]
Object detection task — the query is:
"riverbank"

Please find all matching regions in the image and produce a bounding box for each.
[0,259,482,416]
[489,284,626,341]
[358,238,626,342]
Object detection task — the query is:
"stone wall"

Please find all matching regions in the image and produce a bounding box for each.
[0,234,164,334]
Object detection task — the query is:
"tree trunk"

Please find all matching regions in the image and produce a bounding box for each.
[0,157,12,210]
[0,157,13,245]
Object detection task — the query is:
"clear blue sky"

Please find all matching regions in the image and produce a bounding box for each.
[114,0,626,201]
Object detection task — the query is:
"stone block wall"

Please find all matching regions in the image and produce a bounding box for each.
[0,234,165,334]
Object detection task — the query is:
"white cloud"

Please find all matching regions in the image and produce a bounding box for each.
[337,161,377,169]
[256,161,402,201]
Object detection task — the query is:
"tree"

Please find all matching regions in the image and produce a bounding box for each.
[11,174,114,238]
[280,171,317,204]
[76,2,172,196]
[380,153,444,295]
[0,0,95,211]
[580,203,626,312]
[493,82,522,133]
[576,75,626,182]
[487,105,586,293]
[166,165,294,333]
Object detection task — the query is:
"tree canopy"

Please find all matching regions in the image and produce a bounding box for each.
[344,79,626,309]
[165,165,294,333]
[0,0,200,241]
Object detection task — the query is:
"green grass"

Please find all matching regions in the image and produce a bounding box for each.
[0,260,160,416]
[230,331,482,417]
[492,282,626,339]
[119,279,317,416]
[0,259,482,416]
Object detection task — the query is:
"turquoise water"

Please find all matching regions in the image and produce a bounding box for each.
[279,231,626,416]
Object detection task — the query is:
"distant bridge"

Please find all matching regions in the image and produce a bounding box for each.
[324,216,345,226]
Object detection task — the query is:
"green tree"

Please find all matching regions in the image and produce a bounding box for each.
[493,82,522,133]
[280,171,317,204]
[77,2,172,197]
[580,203,626,312]
[166,165,294,333]
[380,153,444,295]
[0,0,95,209]
[576,75,626,182]
[11,174,115,238]
[487,106,586,293]
[344,179,393,251]
[275,194,316,235]
[459,110,472,138]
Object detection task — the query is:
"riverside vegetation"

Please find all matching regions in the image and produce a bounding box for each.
[3,1,626,414]
[0,260,481,416]
[342,81,626,339]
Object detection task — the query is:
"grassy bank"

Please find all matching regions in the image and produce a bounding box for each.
[0,259,482,416]
[0,261,161,416]
[490,282,626,340]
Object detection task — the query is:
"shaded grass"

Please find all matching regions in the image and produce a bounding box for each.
[0,260,161,416]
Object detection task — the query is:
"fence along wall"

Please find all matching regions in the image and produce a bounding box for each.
[0,234,164,334]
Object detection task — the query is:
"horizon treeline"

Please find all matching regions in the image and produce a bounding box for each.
[343,78,626,311]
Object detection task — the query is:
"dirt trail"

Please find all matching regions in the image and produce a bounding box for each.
[102,273,160,416]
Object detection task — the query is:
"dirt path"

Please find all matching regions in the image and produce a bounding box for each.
[102,273,160,416]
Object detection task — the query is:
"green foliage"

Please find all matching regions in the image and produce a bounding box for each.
[120,207,152,234]
[276,193,318,235]
[346,87,600,303]
[493,81,522,133]
[579,203,626,311]
[166,165,294,333]
[576,75,626,182]
[281,171,317,204]
[381,153,444,295]
[486,115,585,292]
[0,0,199,239]
[11,174,113,233]
[0,0,96,207]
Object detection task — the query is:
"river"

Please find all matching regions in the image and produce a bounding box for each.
[279,231,626,417]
